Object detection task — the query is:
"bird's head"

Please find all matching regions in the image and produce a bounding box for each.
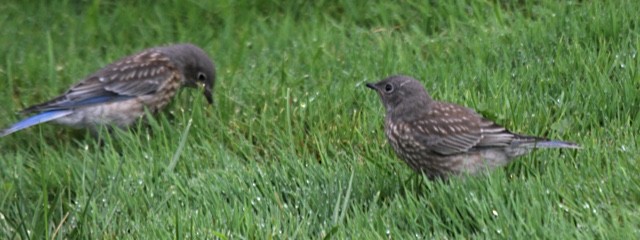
[164,44,216,104]
[366,75,432,113]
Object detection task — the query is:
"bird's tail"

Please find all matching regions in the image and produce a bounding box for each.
[512,135,581,149]
[0,110,73,137]
[525,140,581,149]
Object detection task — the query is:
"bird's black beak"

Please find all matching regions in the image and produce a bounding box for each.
[204,84,213,104]
[365,83,377,90]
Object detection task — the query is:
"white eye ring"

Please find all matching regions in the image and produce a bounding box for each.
[384,83,394,93]
[197,72,207,81]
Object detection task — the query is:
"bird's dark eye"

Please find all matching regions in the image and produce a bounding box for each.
[384,83,394,93]
[197,72,207,81]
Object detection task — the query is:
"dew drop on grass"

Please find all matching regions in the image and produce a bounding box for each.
[70,216,78,229]
[558,203,569,212]
[576,223,585,229]
[620,63,626,68]
[309,92,318,102]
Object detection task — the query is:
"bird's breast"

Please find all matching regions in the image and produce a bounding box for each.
[141,74,183,112]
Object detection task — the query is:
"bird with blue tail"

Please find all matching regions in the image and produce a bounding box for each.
[366,75,580,180]
[0,43,215,137]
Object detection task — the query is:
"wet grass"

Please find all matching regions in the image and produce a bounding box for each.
[0,0,639,238]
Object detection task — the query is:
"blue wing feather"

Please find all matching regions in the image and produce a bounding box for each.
[52,95,134,109]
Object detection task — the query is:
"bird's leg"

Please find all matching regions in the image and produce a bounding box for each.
[88,125,121,146]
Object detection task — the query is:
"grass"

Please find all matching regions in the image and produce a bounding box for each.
[0,0,639,238]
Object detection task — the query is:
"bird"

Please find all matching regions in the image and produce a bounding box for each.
[366,75,580,180]
[0,43,216,137]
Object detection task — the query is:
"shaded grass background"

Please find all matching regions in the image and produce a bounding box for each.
[0,0,638,238]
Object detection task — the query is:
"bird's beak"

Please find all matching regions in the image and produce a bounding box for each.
[203,83,213,104]
[365,83,377,90]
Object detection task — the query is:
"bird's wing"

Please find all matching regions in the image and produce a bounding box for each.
[22,50,179,113]
[409,102,514,155]
[475,118,516,147]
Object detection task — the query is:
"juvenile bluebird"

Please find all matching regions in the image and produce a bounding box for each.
[366,75,580,180]
[0,43,215,137]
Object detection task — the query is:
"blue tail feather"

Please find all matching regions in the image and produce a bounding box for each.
[0,110,73,137]
[518,140,581,149]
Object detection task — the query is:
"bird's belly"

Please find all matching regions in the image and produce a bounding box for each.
[387,134,512,178]
[450,149,511,175]
[53,98,145,129]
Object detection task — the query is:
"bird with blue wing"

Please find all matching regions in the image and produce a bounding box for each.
[1,43,215,137]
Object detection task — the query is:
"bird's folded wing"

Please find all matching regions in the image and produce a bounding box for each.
[411,122,482,155]
[22,52,178,113]
[475,119,516,147]
[408,102,515,155]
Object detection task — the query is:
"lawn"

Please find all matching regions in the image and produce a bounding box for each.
[0,0,638,239]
